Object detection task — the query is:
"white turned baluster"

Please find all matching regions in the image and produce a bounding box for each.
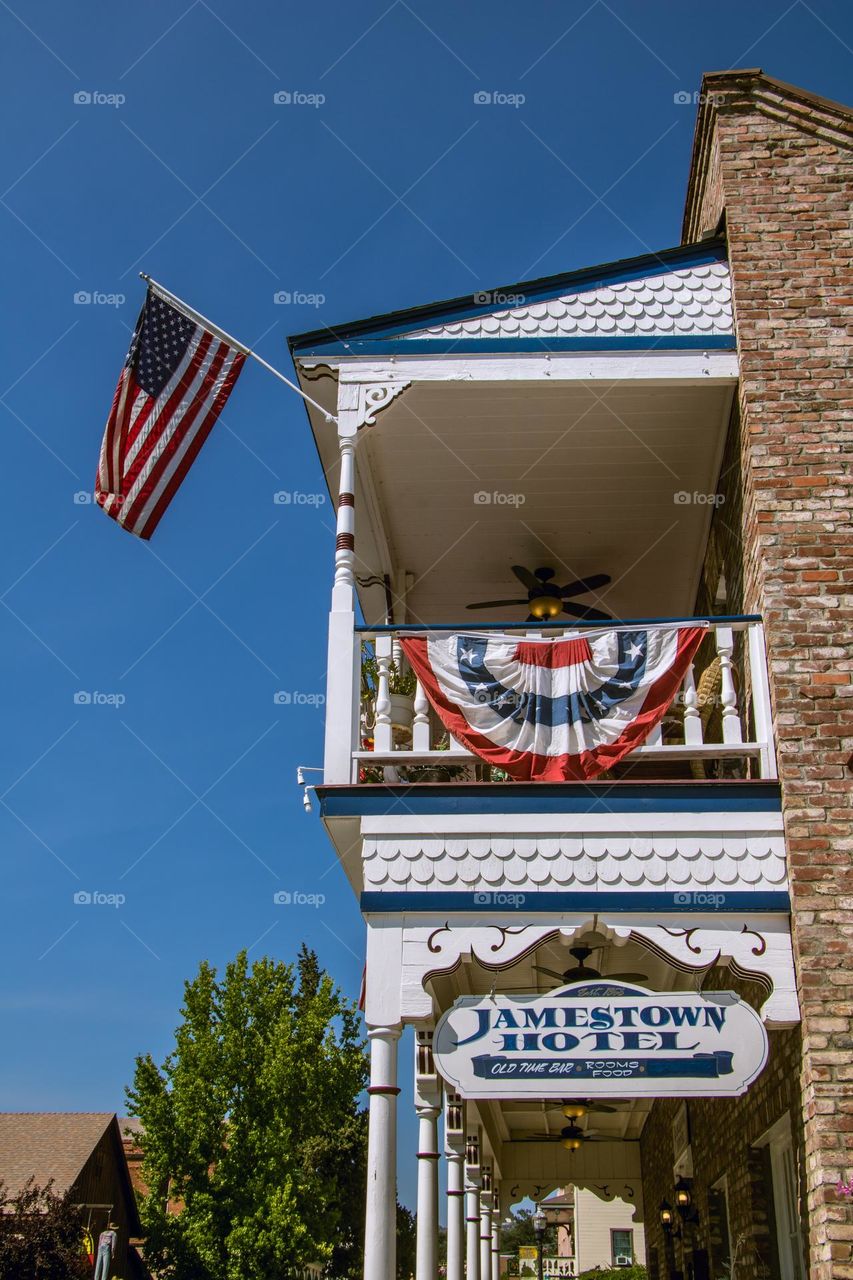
[682,660,703,745]
[374,635,393,754]
[715,626,743,744]
[413,676,431,751]
[646,722,663,745]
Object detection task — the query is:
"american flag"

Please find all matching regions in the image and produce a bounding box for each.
[95,286,246,539]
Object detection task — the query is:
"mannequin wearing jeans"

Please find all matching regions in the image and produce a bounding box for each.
[93,1224,117,1280]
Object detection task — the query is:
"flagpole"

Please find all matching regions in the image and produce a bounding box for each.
[139,274,337,424]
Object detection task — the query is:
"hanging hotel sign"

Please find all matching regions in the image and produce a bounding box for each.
[433,981,769,1099]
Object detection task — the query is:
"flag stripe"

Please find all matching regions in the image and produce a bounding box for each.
[122,343,238,536]
[134,349,245,539]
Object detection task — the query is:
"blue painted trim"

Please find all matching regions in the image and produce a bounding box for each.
[317,781,782,818]
[295,335,736,358]
[360,890,790,914]
[355,614,762,634]
[289,239,727,353]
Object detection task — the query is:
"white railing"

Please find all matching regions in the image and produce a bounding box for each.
[327,616,776,784]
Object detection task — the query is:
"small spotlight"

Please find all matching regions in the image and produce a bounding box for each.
[297,767,305,785]
[302,788,313,813]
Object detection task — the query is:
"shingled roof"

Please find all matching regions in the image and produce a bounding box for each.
[0,1112,115,1197]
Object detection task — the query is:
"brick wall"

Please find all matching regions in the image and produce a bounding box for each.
[683,70,853,1279]
[641,972,806,1280]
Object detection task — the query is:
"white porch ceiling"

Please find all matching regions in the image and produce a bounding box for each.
[307,376,735,624]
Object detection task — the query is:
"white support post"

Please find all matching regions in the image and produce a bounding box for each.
[364,1026,401,1280]
[445,1094,465,1280]
[415,1031,440,1280]
[490,1207,500,1280]
[465,1137,481,1280]
[479,1175,492,1280]
[416,1103,440,1280]
[748,621,778,778]
[716,626,743,744]
[324,384,360,783]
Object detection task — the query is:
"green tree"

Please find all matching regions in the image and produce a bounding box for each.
[127,946,366,1280]
[0,1179,89,1280]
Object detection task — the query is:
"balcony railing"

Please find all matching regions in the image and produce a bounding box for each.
[326,616,776,784]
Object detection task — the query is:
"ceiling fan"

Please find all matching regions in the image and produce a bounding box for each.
[513,1099,619,1117]
[510,1122,605,1151]
[534,944,648,987]
[466,565,612,622]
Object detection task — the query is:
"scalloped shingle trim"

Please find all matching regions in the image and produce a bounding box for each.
[362,831,787,891]
[400,263,732,339]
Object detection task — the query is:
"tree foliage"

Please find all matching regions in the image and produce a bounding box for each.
[0,1179,89,1280]
[126,946,367,1280]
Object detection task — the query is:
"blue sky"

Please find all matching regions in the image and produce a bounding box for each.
[0,0,850,1211]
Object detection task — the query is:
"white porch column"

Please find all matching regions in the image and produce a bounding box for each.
[479,1171,492,1280]
[416,1103,440,1280]
[324,386,360,783]
[490,1204,500,1280]
[465,1136,481,1280]
[364,1025,401,1280]
[445,1093,466,1280]
[415,1030,441,1280]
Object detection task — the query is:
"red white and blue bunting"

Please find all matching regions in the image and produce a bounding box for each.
[401,625,707,782]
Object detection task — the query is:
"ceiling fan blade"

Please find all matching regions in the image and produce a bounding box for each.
[558,574,612,598]
[605,972,648,984]
[533,965,567,982]
[549,1101,620,1115]
[560,602,612,622]
[511,565,539,591]
[466,598,529,610]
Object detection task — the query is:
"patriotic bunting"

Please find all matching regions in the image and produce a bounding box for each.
[401,625,707,782]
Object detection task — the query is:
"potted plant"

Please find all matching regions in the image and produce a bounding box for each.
[361,646,418,735]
